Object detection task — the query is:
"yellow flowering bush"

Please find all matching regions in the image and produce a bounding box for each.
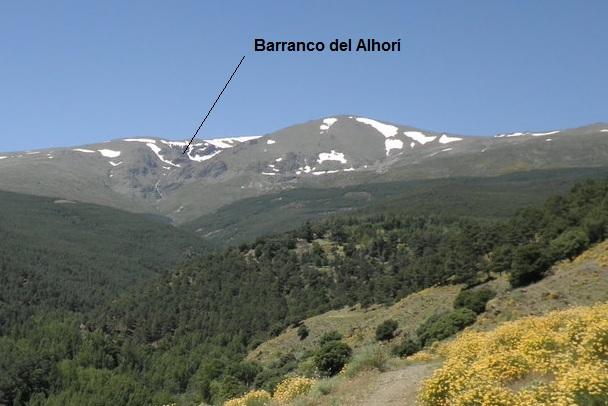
[223,389,271,406]
[418,303,608,405]
[223,377,315,406]
[272,376,316,403]
[406,350,436,363]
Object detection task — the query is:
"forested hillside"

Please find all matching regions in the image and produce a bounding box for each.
[0,191,207,335]
[184,167,608,246]
[3,179,606,405]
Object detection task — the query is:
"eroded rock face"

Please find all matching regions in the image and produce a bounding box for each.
[196,161,228,178]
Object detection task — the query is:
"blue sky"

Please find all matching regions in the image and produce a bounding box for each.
[1,1,606,151]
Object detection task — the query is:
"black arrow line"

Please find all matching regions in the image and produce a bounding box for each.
[183,55,246,154]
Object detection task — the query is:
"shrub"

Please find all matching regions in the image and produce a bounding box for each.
[583,213,608,243]
[252,369,283,393]
[342,346,389,377]
[488,245,513,275]
[454,288,496,314]
[227,362,262,387]
[550,228,590,260]
[509,243,553,288]
[375,319,398,341]
[416,308,477,346]
[314,341,352,377]
[392,336,421,357]
[296,356,317,378]
[315,378,337,395]
[318,331,342,346]
[297,324,309,340]
[418,303,608,406]
[223,389,271,406]
[273,376,315,402]
[210,375,248,405]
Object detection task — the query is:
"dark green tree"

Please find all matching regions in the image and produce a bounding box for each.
[392,336,421,357]
[375,319,398,341]
[318,331,342,346]
[314,341,352,377]
[454,288,496,314]
[509,243,553,287]
[417,308,477,346]
[297,324,309,340]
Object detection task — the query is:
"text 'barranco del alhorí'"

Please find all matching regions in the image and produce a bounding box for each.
[254,38,402,53]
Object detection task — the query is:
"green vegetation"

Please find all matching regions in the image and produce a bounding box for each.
[391,336,421,358]
[375,320,398,341]
[416,308,478,346]
[342,346,390,377]
[297,324,309,341]
[0,191,207,336]
[318,331,343,347]
[453,288,496,314]
[3,178,608,404]
[184,167,608,246]
[314,341,352,377]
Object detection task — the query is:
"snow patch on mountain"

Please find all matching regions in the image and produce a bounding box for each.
[207,136,261,149]
[601,129,608,133]
[385,138,404,154]
[0,156,6,160]
[295,164,313,175]
[318,150,347,164]
[355,117,398,138]
[146,143,180,167]
[109,161,122,167]
[531,131,560,136]
[73,148,95,153]
[403,131,436,145]
[495,132,525,138]
[267,164,279,172]
[354,117,404,155]
[495,130,559,138]
[267,139,276,145]
[124,138,158,143]
[438,135,462,144]
[160,140,188,147]
[207,139,237,149]
[187,149,220,163]
[320,117,338,133]
[98,149,121,158]
[312,169,339,176]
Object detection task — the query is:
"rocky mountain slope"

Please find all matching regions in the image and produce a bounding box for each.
[1,116,607,223]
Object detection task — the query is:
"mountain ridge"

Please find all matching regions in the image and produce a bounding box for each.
[1,116,607,224]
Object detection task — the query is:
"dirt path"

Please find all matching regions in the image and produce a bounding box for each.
[360,362,440,406]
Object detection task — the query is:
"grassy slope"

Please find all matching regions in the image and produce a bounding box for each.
[249,241,608,367]
[248,285,461,366]
[474,240,608,331]
[184,167,608,247]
